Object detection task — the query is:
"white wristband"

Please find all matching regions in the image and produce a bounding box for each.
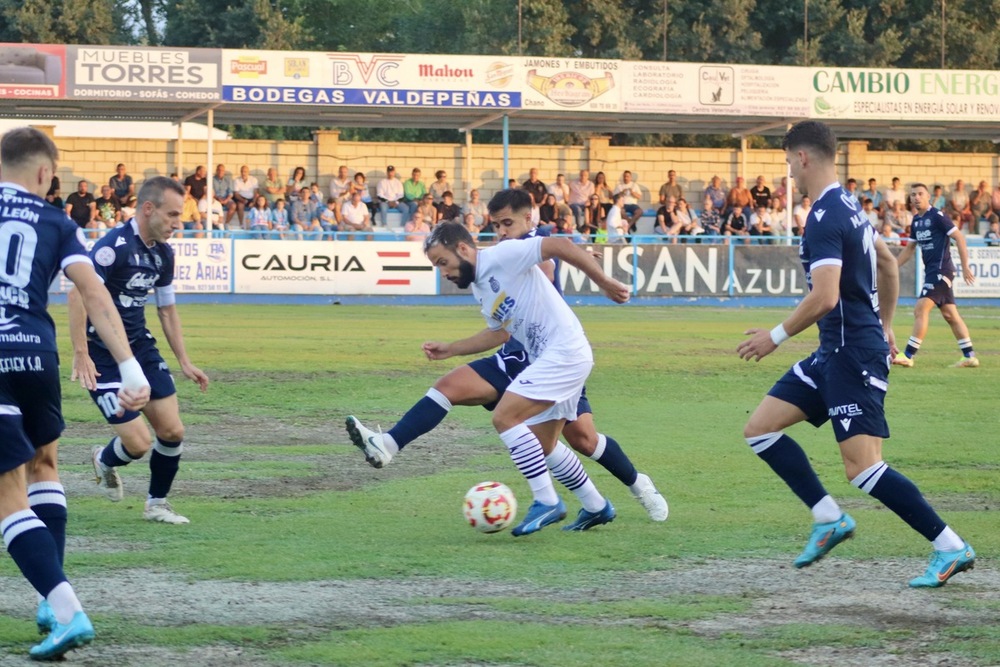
[770,324,790,346]
[118,357,150,390]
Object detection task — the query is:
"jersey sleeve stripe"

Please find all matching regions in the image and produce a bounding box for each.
[810,258,843,270]
[946,227,958,236]
[60,255,94,271]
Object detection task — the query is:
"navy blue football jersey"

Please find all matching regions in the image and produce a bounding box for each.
[909,207,956,283]
[87,219,175,346]
[799,183,887,353]
[0,182,91,353]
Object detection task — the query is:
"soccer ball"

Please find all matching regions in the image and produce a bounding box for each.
[463,481,517,533]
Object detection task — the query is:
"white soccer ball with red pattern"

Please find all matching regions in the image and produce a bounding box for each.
[463,481,517,533]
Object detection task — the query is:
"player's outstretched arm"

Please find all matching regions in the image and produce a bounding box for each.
[64,266,150,412]
[539,236,630,303]
[738,264,841,362]
[423,327,510,361]
[874,236,900,355]
[157,304,209,392]
[951,229,975,285]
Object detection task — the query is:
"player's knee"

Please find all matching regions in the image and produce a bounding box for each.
[564,429,597,456]
[491,410,517,433]
[122,433,154,456]
[941,310,957,324]
[743,418,770,440]
[432,376,462,404]
[157,424,185,443]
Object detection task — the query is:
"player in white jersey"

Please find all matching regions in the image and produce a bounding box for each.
[424,191,630,535]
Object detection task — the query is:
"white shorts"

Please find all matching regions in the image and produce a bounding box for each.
[506,350,594,426]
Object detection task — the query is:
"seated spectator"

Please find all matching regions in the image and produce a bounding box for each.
[340,190,373,237]
[547,173,569,206]
[402,168,426,218]
[291,186,320,233]
[286,166,307,203]
[675,198,703,238]
[271,199,289,237]
[931,184,947,210]
[120,195,138,221]
[568,169,594,229]
[725,176,753,217]
[885,200,912,234]
[880,222,900,245]
[793,196,811,235]
[593,171,613,214]
[180,188,204,236]
[554,215,586,243]
[749,205,775,244]
[416,194,438,227]
[94,185,122,228]
[699,197,722,237]
[213,163,238,228]
[521,168,546,206]
[582,194,603,238]
[45,176,62,209]
[844,178,860,204]
[539,193,559,225]
[463,189,489,232]
[108,163,134,204]
[430,170,452,209]
[654,197,682,241]
[319,197,339,232]
[404,210,431,242]
[861,197,879,227]
[65,180,96,230]
[605,193,628,244]
[328,165,352,208]
[613,170,643,228]
[750,175,771,209]
[198,195,223,231]
[262,167,284,208]
[722,206,750,242]
[184,165,207,202]
[772,176,789,209]
[309,182,324,204]
[985,219,1000,246]
[349,172,375,216]
[594,216,609,243]
[769,196,787,236]
[233,165,259,228]
[861,178,882,214]
[969,179,998,230]
[246,195,273,235]
[376,165,405,226]
[703,175,726,211]
[884,176,907,211]
[437,191,463,224]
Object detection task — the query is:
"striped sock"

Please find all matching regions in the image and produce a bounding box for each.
[148,438,183,500]
[851,461,946,541]
[957,337,975,358]
[28,482,67,565]
[747,432,830,511]
[589,433,638,487]
[100,436,143,468]
[1,510,67,604]
[547,442,605,512]
[904,336,922,359]
[499,424,558,505]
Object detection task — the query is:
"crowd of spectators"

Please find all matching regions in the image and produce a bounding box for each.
[47,163,1000,247]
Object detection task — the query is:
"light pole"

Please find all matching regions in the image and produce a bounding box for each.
[803,0,809,67]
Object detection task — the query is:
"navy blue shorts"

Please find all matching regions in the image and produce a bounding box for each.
[88,335,175,424]
[919,277,955,307]
[468,349,593,417]
[0,352,63,473]
[767,347,890,443]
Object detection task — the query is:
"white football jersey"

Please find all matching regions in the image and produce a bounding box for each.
[471,236,591,362]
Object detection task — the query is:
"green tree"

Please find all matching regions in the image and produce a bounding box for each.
[163,0,308,49]
[0,0,123,44]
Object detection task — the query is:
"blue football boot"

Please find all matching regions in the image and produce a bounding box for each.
[563,500,616,531]
[794,513,856,568]
[511,497,567,536]
[29,610,94,661]
[909,543,976,588]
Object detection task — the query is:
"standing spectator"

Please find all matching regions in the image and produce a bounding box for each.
[246,195,272,235]
[328,165,352,208]
[593,171,613,214]
[884,176,907,210]
[290,186,319,233]
[340,190,372,237]
[750,175,772,209]
[45,176,63,209]
[65,180,96,230]
[568,169,594,230]
[547,173,569,206]
[349,172,375,217]
[613,170,643,229]
[704,175,726,211]
[582,194,604,237]
[792,196,811,236]
[699,197,722,236]
[969,180,997,230]
[212,164,237,229]
[261,167,283,208]
[462,189,489,231]
[880,222,901,245]
[654,197,681,241]
[94,185,121,228]
[318,197,339,232]
[429,170,451,208]
[658,169,683,206]
[725,176,753,217]
[271,199,289,237]
[416,194,438,227]
[437,191,463,224]
[376,165,405,227]
[861,178,882,213]
[931,184,947,210]
[286,166,307,203]
[844,178,860,204]
[402,168,426,218]
[184,165,207,203]
[521,167,547,206]
[605,193,628,244]
[232,165,259,228]
[404,210,431,242]
[108,163,134,203]
[861,197,880,228]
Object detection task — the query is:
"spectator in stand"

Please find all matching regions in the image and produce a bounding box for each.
[594,171,613,214]
[749,205,774,244]
[45,175,63,209]
[884,176,907,211]
[376,165,405,227]
[247,195,273,235]
[213,164,237,229]
[404,210,431,242]
[437,191,463,224]
[568,169,594,230]
[309,183,323,205]
[969,180,997,230]
[880,222,901,245]
[184,165,207,203]
[885,200,910,234]
[539,193,559,226]
[65,180,96,230]
[271,199,289,237]
[654,196,681,241]
[658,169,683,206]
[749,175,771,209]
[992,182,1000,221]
[120,195,138,221]
[402,168,426,218]
[947,178,972,230]
[198,195,223,231]
[318,197,339,232]
[675,198,703,238]
[286,166,307,203]
[416,194,438,227]
[699,197,722,236]
[547,173,569,207]
[555,215,587,243]
[704,175,727,211]
[722,205,749,242]
[462,189,489,232]
[769,196,787,237]
[605,193,627,244]
[340,189,372,238]
[844,178,860,204]
[613,170,643,229]
[429,170,451,209]
[773,176,789,209]
[792,196,811,236]
[233,165,259,228]
[725,176,753,217]
[180,187,204,236]
[262,167,284,208]
[985,219,1000,246]
[94,185,122,228]
[861,178,882,214]
[108,163,134,203]
[521,167,547,206]
[507,178,518,189]
[931,184,947,210]
[349,172,375,217]
[329,165,352,209]
[291,186,319,234]
[582,194,603,238]
[861,197,880,228]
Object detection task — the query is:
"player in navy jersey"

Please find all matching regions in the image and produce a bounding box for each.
[737,121,974,587]
[67,176,209,525]
[347,196,668,522]
[0,127,151,659]
[893,184,978,368]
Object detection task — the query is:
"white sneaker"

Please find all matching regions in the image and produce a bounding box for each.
[630,472,669,522]
[345,416,392,468]
[91,445,123,502]
[952,357,980,368]
[144,500,190,524]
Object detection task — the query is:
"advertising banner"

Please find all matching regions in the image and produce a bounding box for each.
[66,46,221,102]
[622,62,810,117]
[0,43,65,99]
[167,238,230,293]
[518,57,621,113]
[952,245,1000,298]
[233,240,435,295]
[809,66,1000,121]
[221,50,521,109]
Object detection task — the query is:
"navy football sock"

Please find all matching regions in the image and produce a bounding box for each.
[747,432,829,508]
[148,438,183,499]
[851,461,945,541]
[28,483,67,565]
[387,388,452,451]
[1,510,66,598]
[590,434,638,487]
[904,336,922,359]
[101,436,142,468]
